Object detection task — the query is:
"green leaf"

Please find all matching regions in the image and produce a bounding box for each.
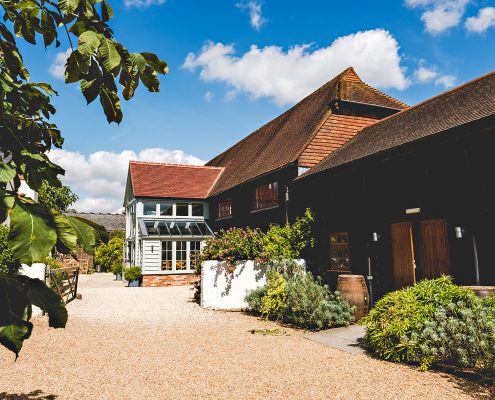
[59,0,80,14]
[0,190,15,223]
[65,51,91,83]
[8,198,57,265]
[101,1,113,21]
[16,275,68,328]
[80,77,101,104]
[99,38,121,73]
[141,52,168,74]
[99,87,122,123]
[51,210,78,256]
[67,216,97,254]
[129,53,145,73]
[78,31,101,57]
[140,66,160,92]
[0,162,16,183]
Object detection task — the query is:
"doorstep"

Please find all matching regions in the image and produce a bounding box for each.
[304,325,366,355]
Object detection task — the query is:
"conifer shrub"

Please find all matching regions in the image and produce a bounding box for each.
[124,266,141,283]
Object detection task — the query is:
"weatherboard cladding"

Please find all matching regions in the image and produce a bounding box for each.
[206,67,407,195]
[300,70,495,178]
[129,161,224,199]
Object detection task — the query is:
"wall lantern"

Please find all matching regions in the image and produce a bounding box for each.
[372,232,380,242]
[405,207,421,214]
[151,245,154,253]
[455,227,464,239]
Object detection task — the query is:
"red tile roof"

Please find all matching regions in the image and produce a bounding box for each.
[206,67,407,195]
[129,161,224,199]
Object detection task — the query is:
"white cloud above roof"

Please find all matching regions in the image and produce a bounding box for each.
[124,0,165,8]
[50,148,204,213]
[183,29,410,106]
[48,49,71,80]
[236,1,267,31]
[465,7,495,33]
[405,0,470,34]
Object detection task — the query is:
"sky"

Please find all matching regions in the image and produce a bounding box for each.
[18,0,495,213]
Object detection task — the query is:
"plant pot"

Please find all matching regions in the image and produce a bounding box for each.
[115,273,122,281]
[128,279,139,287]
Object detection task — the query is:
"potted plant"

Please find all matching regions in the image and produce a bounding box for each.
[112,262,123,281]
[124,266,141,287]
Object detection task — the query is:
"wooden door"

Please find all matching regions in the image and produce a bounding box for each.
[417,219,451,279]
[391,222,416,289]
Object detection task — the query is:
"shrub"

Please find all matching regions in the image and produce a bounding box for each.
[111,261,123,276]
[408,301,495,372]
[360,276,479,364]
[245,272,354,330]
[94,237,124,272]
[124,266,141,282]
[0,225,21,275]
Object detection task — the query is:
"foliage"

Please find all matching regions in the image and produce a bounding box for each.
[111,261,122,276]
[360,276,479,364]
[37,181,78,213]
[198,209,315,273]
[408,301,495,372]
[124,266,141,283]
[0,0,165,354]
[42,256,63,270]
[94,236,123,272]
[482,295,495,309]
[109,230,125,240]
[246,272,355,330]
[0,225,21,275]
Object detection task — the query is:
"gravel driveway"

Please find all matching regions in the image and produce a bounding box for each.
[0,273,491,400]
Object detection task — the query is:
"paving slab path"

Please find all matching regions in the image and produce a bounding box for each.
[0,273,492,400]
[305,325,367,355]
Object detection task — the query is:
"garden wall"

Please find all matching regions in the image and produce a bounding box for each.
[201,260,305,310]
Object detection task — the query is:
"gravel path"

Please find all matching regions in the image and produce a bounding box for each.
[0,273,491,400]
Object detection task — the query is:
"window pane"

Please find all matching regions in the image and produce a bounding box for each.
[176,203,189,216]
[168,222,181,236]
[161,241,172,270]
[218,198,232,219]
[145,221,159,235]
[329,232,350,271]
[253,182,278,210]
[192,203,204,216]
[176,241,187,270]
[159,202,173,216]
[190,241,201,269]
[143,201,156,215]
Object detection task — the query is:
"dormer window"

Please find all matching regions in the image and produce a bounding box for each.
[253,182,278,211]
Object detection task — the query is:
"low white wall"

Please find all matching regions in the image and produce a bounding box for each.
[19,263,46,317]
[201,260,304,310]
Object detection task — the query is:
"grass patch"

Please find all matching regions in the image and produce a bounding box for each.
[248,328,289,336]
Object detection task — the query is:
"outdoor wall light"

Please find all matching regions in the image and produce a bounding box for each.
[372,232,380,242]
[151,245,154,253]
[455,227,464,239]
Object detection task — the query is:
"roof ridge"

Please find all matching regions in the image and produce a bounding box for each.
[129,160,224,170]
[359,81,409,108]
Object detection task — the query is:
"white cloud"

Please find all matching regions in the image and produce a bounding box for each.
[124,0,165,8]
[204,90,214,102]
[48,49,71,80]
[465,7,495,32]
[183,29,410,106]
[413,62,456,87]
[405,0,470,33]
[236,1,267,31]
[50,148,205,213]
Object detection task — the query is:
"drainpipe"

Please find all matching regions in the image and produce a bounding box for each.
[285,185,289,225]
[472,234,480,286]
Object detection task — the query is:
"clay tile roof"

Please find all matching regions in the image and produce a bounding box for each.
[129,161,224,199]
[66,212,126,232]
[300,70,495,179]
[206,67,407,196]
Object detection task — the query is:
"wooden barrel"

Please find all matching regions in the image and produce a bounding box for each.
[336,274,369,321]
[463,286,495,299]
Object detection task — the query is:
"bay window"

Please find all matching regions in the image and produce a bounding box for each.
[159,240,203,272]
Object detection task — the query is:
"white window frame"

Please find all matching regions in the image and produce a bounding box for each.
[159,240,204,273]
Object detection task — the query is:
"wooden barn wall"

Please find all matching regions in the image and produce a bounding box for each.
[291,124,495,298]
[209,164,299,232]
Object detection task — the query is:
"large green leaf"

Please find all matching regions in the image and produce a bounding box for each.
[141,52,168,74]
[99,38,121,73]
[101,1,113,21]
[80,76,101,104]
[78,31,102,57]
[0,190,15,223]
[99,87,122,123]
[0,162,16,183]
[59,0,80,14]
[8,198,57,265]
[67,215,97,254]
[51,210,78,256]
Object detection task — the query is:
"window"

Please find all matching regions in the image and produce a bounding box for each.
[159,202,173,216]
[176,241,187,270]
[176,203,189,216]
[192,203,204,217]
[190,241,201,269]
[329,232,350,271]
[143,201,157,215]
[217,198,232,219]
[253,182,278,210]
[161,241,173,271]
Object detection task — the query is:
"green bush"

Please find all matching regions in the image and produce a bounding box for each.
[124,266,141,282]
[94,237,124,272]
[198,209,315,273]
[246,272,354,330]
[111,261,123,276]
[360,276,479,364]
[0,225,21,275]
[408,301,495,372]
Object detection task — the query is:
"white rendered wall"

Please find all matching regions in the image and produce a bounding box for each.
[19,263,46,317]
[201,260,305,310]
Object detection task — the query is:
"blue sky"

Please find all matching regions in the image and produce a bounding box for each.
[19,0,495,212]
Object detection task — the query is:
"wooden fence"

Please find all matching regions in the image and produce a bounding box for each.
[46,266,80,304]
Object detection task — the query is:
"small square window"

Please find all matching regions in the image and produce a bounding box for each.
[192,203,204,216]
[253,182,278,210]
[176,203,189,216]
[159,202,173,216]
[217,198,232,219]
[143,201,156,216]
[329,232,350,271]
